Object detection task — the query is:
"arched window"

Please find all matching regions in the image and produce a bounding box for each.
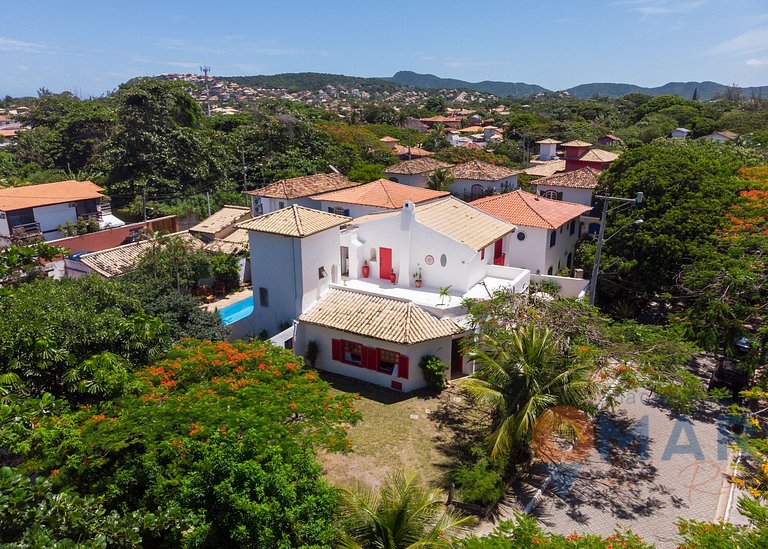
[547,266,553,275]
[471,184,485,199]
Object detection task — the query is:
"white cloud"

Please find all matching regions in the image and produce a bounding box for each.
[746,57,768,67]
[17,65,29,72]
[614,0,706,15]
[712,26,768,56]
[0,37,47,53]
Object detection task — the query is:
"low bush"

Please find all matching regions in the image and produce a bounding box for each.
[419,355,447,392]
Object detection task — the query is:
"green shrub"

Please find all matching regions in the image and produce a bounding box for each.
[419,355,447,392]
[455,457,506,506]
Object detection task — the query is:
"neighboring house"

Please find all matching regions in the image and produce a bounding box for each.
[671,127,690,139]
[384,158,453,187]
[471,190,591,276]
[379,136,433,159]
[447,160,520,199]
[533,167,601,234]
[247,173,360,216]
[189,205,251,243]
[238,198,532,392]
[419,115,462,129]
[536,138,561,161]
[703,130,739,142]
[561,140,619,172]
[312,178,449,218]
[0,180,124,246]
[598,134,623,146]
[79,232,203,278]
[524,159,567,177]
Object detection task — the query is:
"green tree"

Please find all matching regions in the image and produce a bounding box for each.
[459,323,599,460]
[426,166,453,191]
[337,472,473,549]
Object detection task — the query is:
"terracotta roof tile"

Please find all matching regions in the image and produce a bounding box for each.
[80,232,203,278]
[189,205,251,236]
[536,138,562,144]
[299,288,460,344]
[312,179,448,209]
[449,160,521,181]
[354,197,514,251]
[392,144,433,157]
[0,180,105,211]
[204,228,250,254]
[561,140,593,147]
[471,190,591,230]
[247,173,358,199]
[379,136,400,142]
[534,167,600,189]
[237,204,349,238]
[385,158,452,175]
[524,160,567,177]
[578,149,619,163]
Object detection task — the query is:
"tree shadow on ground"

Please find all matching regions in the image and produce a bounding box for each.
[317,370,431,404]
[534,409,686,526]
[429,385,491,465]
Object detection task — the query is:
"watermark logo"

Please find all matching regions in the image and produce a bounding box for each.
[531,406,594,464]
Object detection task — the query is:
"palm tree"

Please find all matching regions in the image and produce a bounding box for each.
[458,323,599,461]
[337,472,473,549]
[427,168,453,192]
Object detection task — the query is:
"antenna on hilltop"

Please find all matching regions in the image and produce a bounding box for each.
[200,65,211,116]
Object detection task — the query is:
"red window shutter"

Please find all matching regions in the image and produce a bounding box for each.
[332,339,341,361]
[364,347,378,370]
[398,355,409,379]
[481,248,485,260]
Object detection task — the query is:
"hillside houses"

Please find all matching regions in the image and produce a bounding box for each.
[247,173,360,215]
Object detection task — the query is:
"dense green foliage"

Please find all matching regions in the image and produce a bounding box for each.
[418,355,448,392]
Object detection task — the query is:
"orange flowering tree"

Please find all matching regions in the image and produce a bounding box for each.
[2,339,360,547]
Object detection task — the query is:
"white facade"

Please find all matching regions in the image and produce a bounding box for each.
[246,226,341,336]
[534,184,593,207]
[671,128,690,139]
[294,325,468,393]
[318,201,370,218]
[384,173,430,188]
[505,219,580,276]
[539,142,558,161]
[450,176,518,197]
[252,195,320,216]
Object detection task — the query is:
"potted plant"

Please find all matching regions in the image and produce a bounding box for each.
[413,267,423,288]
[390,269,397,284]
[362,261,370,278]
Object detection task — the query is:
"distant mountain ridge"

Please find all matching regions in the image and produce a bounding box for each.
[389,71,768,100]
[219,70,767,101]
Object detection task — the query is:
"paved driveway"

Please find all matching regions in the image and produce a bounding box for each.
[528,389,733,548]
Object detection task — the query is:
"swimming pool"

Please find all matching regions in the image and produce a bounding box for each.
[218,295,254,325]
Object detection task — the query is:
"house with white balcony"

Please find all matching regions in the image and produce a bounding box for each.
[311,178,448,218]
[447,160,520,200]
[0,180,124,247]
[246,173,360,216]
[236,198,531,392]
[471,190,591,276]
[384,158,453,188]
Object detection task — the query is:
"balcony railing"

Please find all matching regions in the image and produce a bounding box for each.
[11,222,42,238]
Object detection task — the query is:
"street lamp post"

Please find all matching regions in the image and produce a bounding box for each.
[589,192,644,306]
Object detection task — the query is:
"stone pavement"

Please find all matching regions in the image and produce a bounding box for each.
[503,389,733,548]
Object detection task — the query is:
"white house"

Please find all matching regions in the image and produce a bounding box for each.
[311,178,448,218]
[671,127,690,139]
[702,130,739,143]
[536,138,561,161]
[237,205,350,336]
[384,158,453,188]
[448,160,520,200]
[238,198,533,392]
[247,173,360,216]
[471,190,591,276]
[533,167,601,234]
[0,180,124,247]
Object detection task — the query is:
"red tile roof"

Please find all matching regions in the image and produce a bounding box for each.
[0,180,105,211]
[471,190,591,230]
[247,173,358,199]
[449,160,521,181]
[534,167,600,189]
[578,149,619,163]
[385,158,452,175]
[561,140,593,147]
[312,179,448,209]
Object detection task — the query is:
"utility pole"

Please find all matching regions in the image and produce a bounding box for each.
[142,185,148,222]
[200,65,211,116]
[589,193,644,306]
[241,148,248,206]
[205,191,212,217]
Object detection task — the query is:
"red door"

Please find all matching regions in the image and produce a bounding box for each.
[379,247,392,279]
[493,239,505,266]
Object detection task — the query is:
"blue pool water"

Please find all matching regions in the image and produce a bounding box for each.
[218,296,254,325]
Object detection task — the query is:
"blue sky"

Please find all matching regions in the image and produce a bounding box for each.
[2,0,768,97]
